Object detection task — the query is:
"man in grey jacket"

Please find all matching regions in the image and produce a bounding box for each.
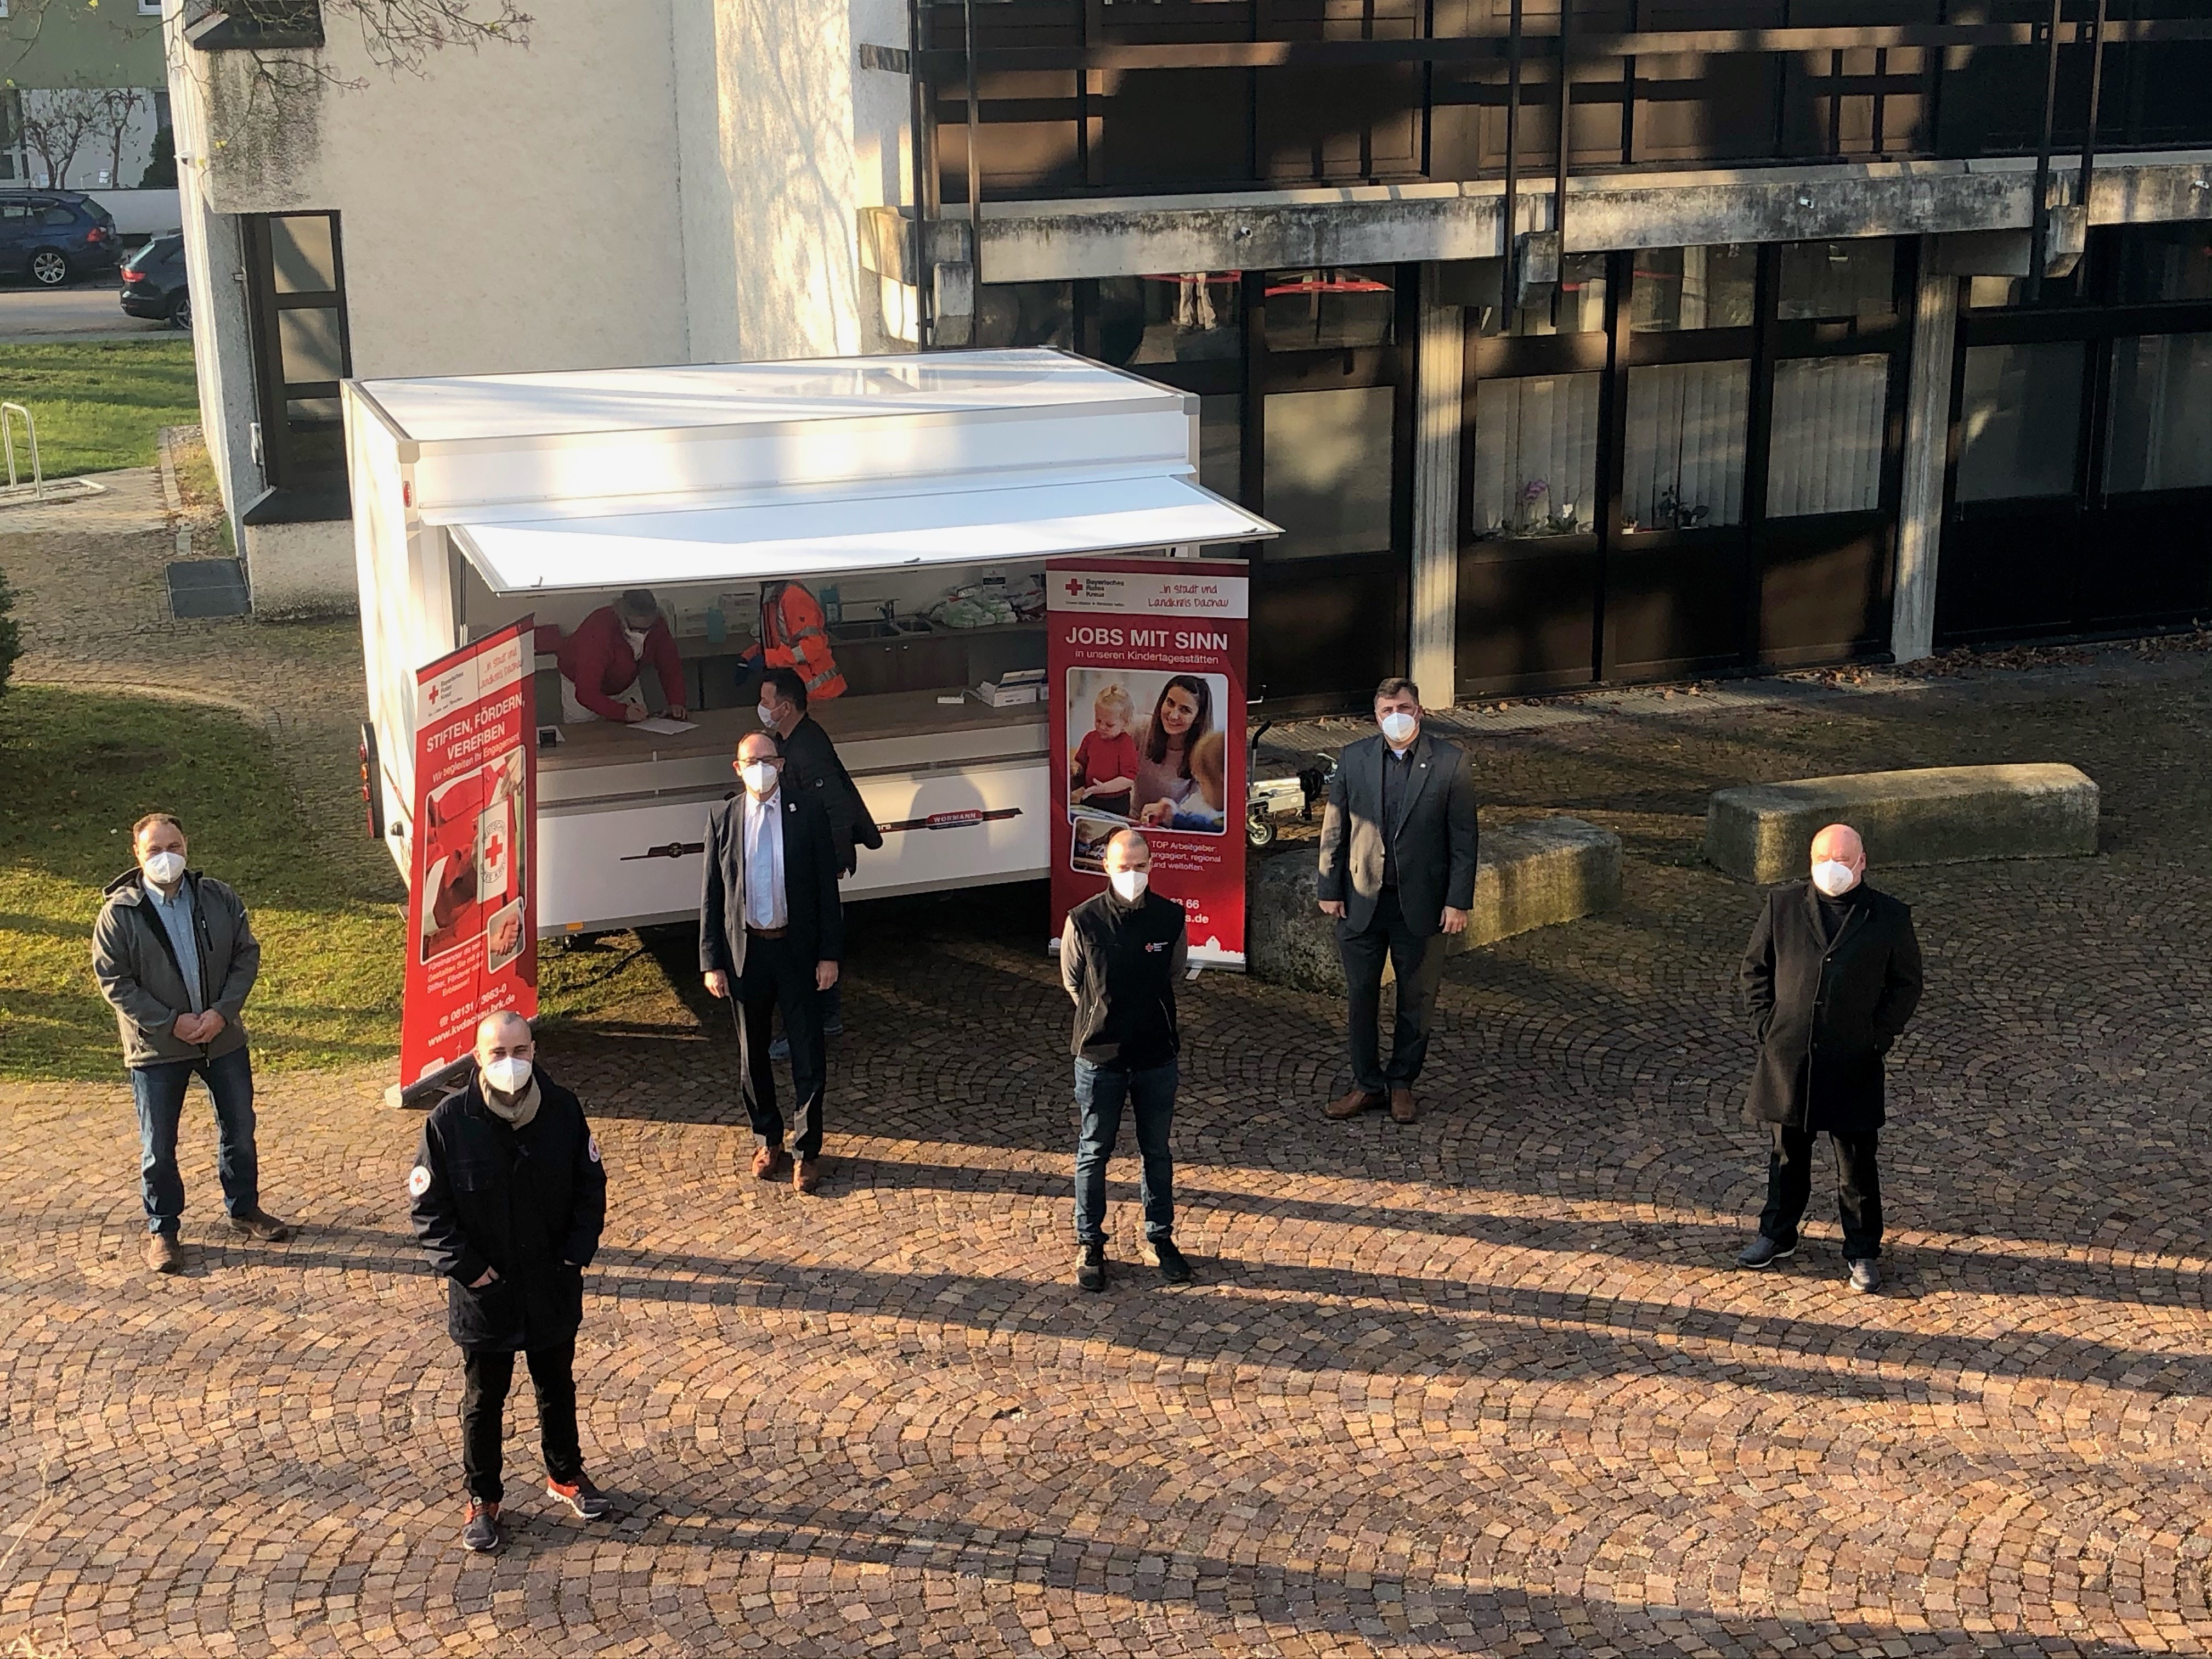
[1316,678,1480,1125]
[92,812,291,1274]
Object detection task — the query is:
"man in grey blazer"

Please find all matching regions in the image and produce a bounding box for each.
[1315,679,1479,1123]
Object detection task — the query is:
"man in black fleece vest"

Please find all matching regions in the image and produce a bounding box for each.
[1059,828,1192,1291]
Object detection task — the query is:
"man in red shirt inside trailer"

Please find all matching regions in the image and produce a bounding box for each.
[536,589,687,725]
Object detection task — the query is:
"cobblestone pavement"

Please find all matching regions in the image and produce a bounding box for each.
[8,576,2212,1651]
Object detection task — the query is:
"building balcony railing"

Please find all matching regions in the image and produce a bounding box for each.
[915,1,2212,206]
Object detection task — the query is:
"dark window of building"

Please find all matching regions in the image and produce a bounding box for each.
[1468,371,1601,538]
[1261,268,1395,352]
[241,211,351,507]
[2115,224,2212,306]
[1629,245,1757,332]
[1473,254,1610,340]
[2105,331,2212,494]
[1955,340,2084,502]
[1776,240,1896,322]
[1093,274,1242,368]
[973,281,1074,349]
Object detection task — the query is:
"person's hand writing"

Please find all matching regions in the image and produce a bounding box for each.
[622,704,650,723]
[1440,906,1470,935]
[469,1267,498,1288]
[816,961,839,992]
[1317,899,1347,918]
[703,969,729,998]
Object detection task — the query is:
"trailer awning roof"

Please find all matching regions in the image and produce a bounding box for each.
[446,472,1277,594]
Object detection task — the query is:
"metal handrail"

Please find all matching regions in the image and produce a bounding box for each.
[0,403,44,501]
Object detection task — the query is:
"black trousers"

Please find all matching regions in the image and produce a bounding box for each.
[738,930,826,1158]
[1758,1124,1883,1260]
[461,1336,581,1504]
[1338,889,1448,1092]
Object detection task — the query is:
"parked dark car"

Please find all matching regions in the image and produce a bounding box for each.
[120,233,190,329]
[0,189,121,286]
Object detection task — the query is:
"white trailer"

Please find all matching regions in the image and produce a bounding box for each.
[343,349,1276,934]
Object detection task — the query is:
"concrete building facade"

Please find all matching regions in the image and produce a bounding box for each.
[172,0,2212,710]
[2,0,169,189]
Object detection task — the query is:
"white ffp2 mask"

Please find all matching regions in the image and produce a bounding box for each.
[1379,711,1417,746]
[757,703,778,728]
[1810,859,1859,897]
[623,627,650,654]
[483,1056,532,1095]
[1108,868,1149,902]
[742,761,778,794]
[143,851,185,885]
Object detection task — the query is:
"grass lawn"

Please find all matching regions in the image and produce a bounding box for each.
[0,686,406,1081]
[0,339,200,478]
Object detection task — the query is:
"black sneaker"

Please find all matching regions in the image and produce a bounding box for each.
[1075,1241,1107,1293]
[461,1499,503,1554]
[1848,1258,1882,1293]
[1736,1234,1796,1268]
[547,1474,612,1519]
[1146,1237,1194,1285]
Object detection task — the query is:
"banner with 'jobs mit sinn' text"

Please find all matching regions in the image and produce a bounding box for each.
[400,618,538,1091]
[1048,557,1248,966]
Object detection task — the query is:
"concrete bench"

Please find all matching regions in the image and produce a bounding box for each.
[1702,763,2099,885]
[1248,816,1623,995]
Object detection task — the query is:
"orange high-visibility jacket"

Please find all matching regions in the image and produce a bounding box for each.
[759,582,847,701]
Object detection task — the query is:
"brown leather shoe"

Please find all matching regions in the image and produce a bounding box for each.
[144,1232,182,1274]
[792,1156,821,1195]
[751,1143,791,1181]
[229,1206,292,1243]
[1389,1086,1417,1124]
[1326,1088,1382,1120]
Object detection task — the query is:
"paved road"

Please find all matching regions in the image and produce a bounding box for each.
[0,280,172,342]
[5,504,2212,1655]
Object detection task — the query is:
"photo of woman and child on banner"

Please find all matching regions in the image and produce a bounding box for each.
[1065,669,1230,871]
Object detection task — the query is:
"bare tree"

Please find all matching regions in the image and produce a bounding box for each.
[192,0,533,87]
[16,84,103,189]
[96,85,147,188]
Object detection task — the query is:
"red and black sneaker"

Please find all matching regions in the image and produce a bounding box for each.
[461,1499,503,1554]
[547,1474,612,1520]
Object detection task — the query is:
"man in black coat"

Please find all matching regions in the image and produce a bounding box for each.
[701,730,845,1194]
[409,1011,610,1554]
[1736,822,1924,1291]
[758,664,881,1049]
[1316,678,1480,1124]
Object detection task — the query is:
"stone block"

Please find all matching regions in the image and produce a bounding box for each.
[1702,763,2100,885]
[1248,816,1624,995]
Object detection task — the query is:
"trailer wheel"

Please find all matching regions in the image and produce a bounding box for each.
[1245,808,1277,848]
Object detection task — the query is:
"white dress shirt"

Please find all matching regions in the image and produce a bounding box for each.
[741,787,788,930]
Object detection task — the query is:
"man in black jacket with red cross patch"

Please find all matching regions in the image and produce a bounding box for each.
[1735,823,1923,1293]
[409,1011,610,1554]
[1059,828,1192,1293]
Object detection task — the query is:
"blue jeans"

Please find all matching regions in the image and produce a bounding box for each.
[131,1045,258,1235]
[1073,1058,1177,1245]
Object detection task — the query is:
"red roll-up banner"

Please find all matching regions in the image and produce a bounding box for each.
[399,618,538,1094]
[1047,556,1248,966]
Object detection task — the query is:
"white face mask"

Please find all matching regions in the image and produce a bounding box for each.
[741,760,779,795]
[1379,710,1418,746]
[1810,859,1859,898]
[1108,867,1149,902]
[482,1055,532,1095]
[757,702,779,728]
[623,627,649,654]
[143,850,185,885]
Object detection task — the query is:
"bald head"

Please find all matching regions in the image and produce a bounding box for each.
[733,731,784,799]
[1103,828,1151,872]
[474,1009,533,1065]
[1809,823,1865,896]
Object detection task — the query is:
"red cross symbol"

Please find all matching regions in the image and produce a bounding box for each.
[1064,578,1084,595]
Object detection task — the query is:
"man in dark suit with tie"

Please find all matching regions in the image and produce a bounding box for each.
[1315,678,1480,1124]
[700,731,845,1194]
[1735,822,1923,1291]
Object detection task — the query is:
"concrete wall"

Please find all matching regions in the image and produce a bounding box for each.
[673,0,894,361]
